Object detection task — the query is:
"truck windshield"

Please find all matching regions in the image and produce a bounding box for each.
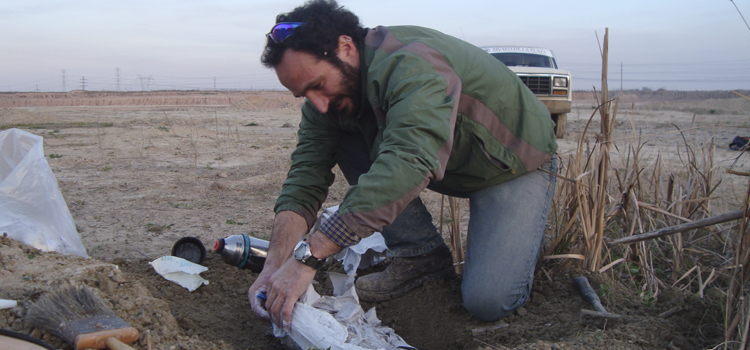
[490,53,557,68]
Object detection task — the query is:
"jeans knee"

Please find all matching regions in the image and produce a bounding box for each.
[462,284,530,322]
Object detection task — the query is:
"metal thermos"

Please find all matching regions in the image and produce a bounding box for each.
[213,233,269,273]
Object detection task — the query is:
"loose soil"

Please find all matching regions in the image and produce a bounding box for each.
[1,90,748,350]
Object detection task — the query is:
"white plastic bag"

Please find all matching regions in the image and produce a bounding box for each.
[0,128,88,257]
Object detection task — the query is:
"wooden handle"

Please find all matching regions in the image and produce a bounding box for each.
[106,337,138,350]
[75,327,139,349]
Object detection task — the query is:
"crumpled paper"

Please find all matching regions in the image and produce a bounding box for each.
[274,273,415,350]
[149,256,209,292]
[272,206,414,350]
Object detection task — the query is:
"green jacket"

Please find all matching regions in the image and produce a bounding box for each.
[275,25,557,246]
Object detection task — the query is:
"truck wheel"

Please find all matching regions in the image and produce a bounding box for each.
[552,113,567,139]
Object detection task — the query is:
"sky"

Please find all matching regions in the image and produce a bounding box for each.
[2,0,750,92]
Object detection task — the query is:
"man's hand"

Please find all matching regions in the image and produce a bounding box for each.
[246,209,346,329]
[264,256,317,330]
[248,265,279,319]
[247,211,308,319]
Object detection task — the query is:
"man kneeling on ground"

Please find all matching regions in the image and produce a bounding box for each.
[248,0,558,330]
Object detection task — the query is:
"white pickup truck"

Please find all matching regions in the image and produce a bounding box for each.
[482,46,572,138]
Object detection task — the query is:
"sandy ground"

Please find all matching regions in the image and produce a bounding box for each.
[1,91,749,350]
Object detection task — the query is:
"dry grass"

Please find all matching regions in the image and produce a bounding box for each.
[540,29,750,349]
[441,195,467,275]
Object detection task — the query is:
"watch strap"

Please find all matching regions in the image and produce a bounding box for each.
[302,254,324,270]
[296,240,324,270]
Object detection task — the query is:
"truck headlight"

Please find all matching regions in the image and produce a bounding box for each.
[553,77,568,88]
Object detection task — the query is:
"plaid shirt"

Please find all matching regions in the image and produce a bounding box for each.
[319,211,361,247]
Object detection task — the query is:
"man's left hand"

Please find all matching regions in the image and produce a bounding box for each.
[264,255,317,330]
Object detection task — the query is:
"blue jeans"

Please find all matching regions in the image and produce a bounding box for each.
[336,131,558,321]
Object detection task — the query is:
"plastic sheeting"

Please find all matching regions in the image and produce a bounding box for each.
[0,128,87,257]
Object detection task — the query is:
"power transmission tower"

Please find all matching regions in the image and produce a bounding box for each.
[137,75,153,91]
[61,70,66,92]
[80,76,86,91]
[214,77,217,91]
[116,68,121,91]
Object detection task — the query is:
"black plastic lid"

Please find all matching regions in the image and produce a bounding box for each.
[171,236,206,265]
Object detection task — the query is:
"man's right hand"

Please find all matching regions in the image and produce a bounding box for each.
[246,210,309,319]
[248,265,279,319]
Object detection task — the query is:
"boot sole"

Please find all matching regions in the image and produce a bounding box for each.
[356,266,457,302]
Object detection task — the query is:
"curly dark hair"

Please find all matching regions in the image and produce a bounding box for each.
[260,0,366,68]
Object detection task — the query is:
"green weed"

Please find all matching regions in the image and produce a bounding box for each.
[599,284,611,298]
[226,218,245,225]
[642,289,656,307]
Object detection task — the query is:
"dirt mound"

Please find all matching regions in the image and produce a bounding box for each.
[0,91,255,107]
[0,91,305,109]
[573,94,750,115]
[355,265,722,350]
[640,97,750,115]
[0,235,285,350]
[231,94,303,111]
[0,235,237,350]
[572,90,750,103]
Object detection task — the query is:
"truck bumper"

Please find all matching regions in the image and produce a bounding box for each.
[540,99,572,114]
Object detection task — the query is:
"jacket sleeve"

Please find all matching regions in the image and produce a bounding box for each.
[274,102,341,229]
[329,51,459,242]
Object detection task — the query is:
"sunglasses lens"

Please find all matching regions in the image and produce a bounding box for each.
[269,22,303,42]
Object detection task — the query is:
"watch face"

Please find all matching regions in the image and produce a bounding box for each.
[294,241,310,261]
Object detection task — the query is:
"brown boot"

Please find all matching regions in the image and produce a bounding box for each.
[355,244,456,302]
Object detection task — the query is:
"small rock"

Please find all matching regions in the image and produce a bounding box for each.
[516,307,528,317]
[110,269,128,283]
[31,328,42,339]
[11,318,22,331]
[532,291,546,303]
[218,172,228,178]
[100,275,118,295]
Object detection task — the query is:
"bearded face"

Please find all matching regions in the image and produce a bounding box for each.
[275,43,363,118]
[327,59,361,118]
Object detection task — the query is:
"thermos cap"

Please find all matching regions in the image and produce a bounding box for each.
[214,238,225,253]
[172,237,207,265]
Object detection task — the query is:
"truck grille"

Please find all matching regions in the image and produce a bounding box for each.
[518,76,551,95]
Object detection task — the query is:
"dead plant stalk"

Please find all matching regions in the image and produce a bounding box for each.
[578,28,615,271]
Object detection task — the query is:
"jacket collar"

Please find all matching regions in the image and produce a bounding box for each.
[354,28,372,119]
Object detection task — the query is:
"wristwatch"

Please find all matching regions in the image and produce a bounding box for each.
[293,240,324,270]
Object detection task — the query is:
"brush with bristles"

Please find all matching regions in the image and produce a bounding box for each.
[26,285,139,350]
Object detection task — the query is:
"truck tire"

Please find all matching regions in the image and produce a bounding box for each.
[552,113,567,139]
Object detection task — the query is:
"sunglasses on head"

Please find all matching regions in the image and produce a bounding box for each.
[266,22,304,43]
